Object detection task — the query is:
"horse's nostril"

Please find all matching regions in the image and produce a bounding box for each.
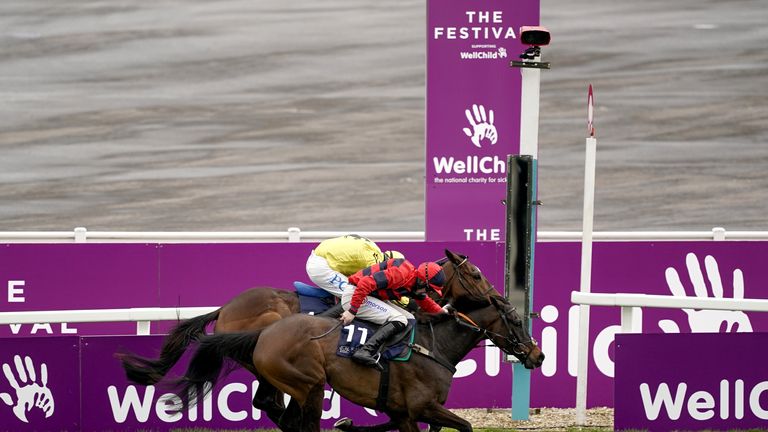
[539,353,546,361]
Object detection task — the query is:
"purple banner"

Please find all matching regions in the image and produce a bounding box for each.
[0,244,159,337]
[531,242,768,408]
[2,333,513,431]
[615,333,768,431]
[3,240,768,414]
[0,336,80,431]
[426,0,539,241]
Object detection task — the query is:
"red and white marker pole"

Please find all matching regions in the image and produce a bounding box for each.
[575,84,597,425]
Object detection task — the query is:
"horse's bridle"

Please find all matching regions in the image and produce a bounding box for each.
[443,256,538,360]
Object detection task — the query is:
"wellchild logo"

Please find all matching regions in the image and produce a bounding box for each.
[640,380,768,421]
[462,104,498,148]
[0,355,55,422]
[431,104,505,177]
[659,253,753,333]
[459,47,509,61]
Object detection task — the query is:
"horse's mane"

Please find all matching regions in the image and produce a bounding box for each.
[414,310,454,324]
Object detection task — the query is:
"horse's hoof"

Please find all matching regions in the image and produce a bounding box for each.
[334,417,353,430]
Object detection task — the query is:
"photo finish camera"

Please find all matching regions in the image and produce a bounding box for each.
[512,26,551,66]
[520,26,551,47]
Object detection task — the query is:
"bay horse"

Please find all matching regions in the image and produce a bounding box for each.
[119,284,336,425]
[170,250,544,432]
[120,286,301,384]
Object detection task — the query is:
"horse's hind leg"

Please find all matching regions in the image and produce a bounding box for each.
[297,384,325,432]
[252,380,285,427]
[277,398,303,432]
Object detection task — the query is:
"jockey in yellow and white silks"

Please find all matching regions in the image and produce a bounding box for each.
[305,234,403,297]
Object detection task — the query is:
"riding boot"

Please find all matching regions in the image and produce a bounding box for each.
[351,321,405,369]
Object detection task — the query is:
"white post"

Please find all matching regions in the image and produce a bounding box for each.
[575,85,597,425]
[621,306,634,333]
[519,57,542,159]
[74,227,87,243]
[136,321,151,335]
[288,227,301,242]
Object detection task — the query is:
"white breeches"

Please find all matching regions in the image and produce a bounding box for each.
[341,285,413,326]
[306,252,349,297]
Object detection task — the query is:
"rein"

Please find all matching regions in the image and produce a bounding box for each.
[309,321,343,340]
[444,257,536,359]
[452,308,533,357]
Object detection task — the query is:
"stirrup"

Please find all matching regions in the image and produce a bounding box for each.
[370,352,383,371]
[353,351,383,370]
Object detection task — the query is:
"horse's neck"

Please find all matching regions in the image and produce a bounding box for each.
[419,309,491,366]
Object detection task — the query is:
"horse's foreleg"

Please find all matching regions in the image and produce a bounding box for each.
[333,415,443,432]
[395,420,421,432]
[417,404,472,432]
[333,418,398,432]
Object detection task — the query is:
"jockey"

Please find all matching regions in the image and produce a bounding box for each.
[306,234,404,298]
[340,259,448,368]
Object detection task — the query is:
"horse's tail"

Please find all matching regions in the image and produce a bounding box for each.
[118,309,221,385]
[174,330,263,409]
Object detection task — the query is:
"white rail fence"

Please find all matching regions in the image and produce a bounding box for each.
[2,226,768,243]
[0,307,218,335]
[570,292,768,423]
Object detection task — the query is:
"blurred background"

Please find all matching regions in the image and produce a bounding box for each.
[1,0,766,232]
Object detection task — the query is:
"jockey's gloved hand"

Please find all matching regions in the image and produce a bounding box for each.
[441,303,454,314]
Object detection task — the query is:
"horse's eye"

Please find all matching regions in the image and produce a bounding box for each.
[471,272,482,280]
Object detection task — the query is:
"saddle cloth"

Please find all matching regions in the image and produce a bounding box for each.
[336,319,415,362]
[292,282,415,363]
[294,281,337,315]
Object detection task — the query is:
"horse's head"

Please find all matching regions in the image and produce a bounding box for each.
[438,249,544,370]
[438,249,495,308]
[486,295,544,369]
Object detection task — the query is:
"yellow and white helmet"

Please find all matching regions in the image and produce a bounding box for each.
[383,250,405,260]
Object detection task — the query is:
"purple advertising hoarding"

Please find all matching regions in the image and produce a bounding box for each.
[0,336,80,431]
[531,241,768,408]
[83,335,515,431]
[426,0,539,241]
[615,333,768,431]
[0,244,159,337]
[3,239,768,420]
[2,334,514,430]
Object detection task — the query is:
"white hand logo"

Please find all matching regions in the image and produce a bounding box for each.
[0,355,54,423]
[462,104,498,148]
[498,47,507,58]
[658,253,753,333]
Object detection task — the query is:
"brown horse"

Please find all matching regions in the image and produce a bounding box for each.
[170,250,545,432]
[120,287,302,385]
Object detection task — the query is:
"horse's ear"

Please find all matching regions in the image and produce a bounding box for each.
[444,249,463,265]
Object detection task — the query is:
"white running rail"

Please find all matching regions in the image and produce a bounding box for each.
[570,291,768,422]
[0,307,218,335]
[2,226,768,243]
